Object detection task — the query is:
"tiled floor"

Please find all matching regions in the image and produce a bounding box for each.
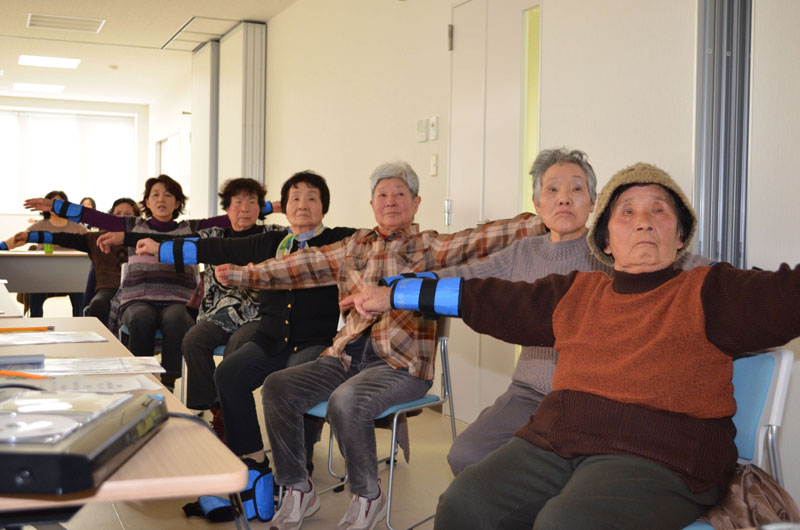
[15,295,466,530]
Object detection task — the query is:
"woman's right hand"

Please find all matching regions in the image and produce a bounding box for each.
[96,232,124,253]
[136,238,160,256]
[24,198,54,212]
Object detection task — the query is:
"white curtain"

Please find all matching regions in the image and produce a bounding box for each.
[0,110,137,214]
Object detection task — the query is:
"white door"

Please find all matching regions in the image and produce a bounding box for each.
[447,0,540,423]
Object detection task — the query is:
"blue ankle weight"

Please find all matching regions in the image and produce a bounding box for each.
[240,468,275,521]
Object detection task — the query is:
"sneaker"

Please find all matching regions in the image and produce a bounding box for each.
[209,404,225,443]
[269,480,319,530]
[336,485,387,530]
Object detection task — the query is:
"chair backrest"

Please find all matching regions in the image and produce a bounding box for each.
[731,349,793,478]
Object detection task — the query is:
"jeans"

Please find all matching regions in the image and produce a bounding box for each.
[215,341,324,456]
[120,302,194,382]
[29,293,83,317]
[181,319,261,410]
[435,437,720,530]
[262,345,432,497]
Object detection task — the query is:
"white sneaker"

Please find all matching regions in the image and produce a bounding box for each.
[336,486,387,530]
[269,480,320,530]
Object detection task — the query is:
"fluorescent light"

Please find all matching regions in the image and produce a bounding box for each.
[18,55,80,69]
[13,82,65,94]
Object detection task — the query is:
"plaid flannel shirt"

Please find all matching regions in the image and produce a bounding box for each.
[226,212,543,380]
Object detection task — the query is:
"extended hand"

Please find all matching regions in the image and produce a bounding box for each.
[136,238,160,256]
[215,264,231,286]
[24,197,54,212]
[12,231,28,247]
[343,285,392,319]
[96,231,124,253]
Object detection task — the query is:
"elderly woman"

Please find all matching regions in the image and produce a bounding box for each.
[352,162,800,530]
[439,148,709,475]
[135,172,354,468]
[215,161,544,530]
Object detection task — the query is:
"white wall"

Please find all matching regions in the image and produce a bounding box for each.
[748,0,800,502]
[263,0,452,231]
[148,73,192,208]
[539,0,697,198]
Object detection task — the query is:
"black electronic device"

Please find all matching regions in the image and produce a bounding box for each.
[0,391,168,495]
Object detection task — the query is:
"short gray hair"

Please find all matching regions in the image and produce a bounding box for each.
[369,161,420,197]
[530,148,597,203]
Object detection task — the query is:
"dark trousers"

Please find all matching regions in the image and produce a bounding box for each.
[181,319,260,410]
[85,288,117,327]
[435,437,721,530]
[29,293,83,317]
[215,341,324,456]
[120,302,194,381]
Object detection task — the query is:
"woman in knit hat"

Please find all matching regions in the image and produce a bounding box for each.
[351,162,800,530]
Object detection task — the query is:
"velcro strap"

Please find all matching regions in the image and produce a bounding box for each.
[418,279,438,314]
[173,239,185,274]
[239,487,255,502]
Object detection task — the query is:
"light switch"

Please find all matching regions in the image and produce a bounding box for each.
[428,116,439,140]
[416,119,429,142]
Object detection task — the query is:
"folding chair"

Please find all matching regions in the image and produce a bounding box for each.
[305,317,457,530]
[683,349,794,530]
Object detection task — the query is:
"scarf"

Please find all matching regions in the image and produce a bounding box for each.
[275,224,325,258]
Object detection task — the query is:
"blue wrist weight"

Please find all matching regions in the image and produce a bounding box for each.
[261,202,273,215]
[52,199,83,222]
[158,238,198,265]
[194,468,274,522]
[27,231,54,244]
[0,242,7,250]
[391,277,462,317]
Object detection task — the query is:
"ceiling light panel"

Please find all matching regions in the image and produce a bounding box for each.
[27,13,106,33]
[19,55,81,69]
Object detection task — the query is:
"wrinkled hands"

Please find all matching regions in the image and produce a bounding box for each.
[340,285,392,319]
[214,263,255,286]
[135,238,160,256]
[23,198,54,213]
[96,232,124,253]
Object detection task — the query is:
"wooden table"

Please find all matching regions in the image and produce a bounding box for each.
[0,250,91,293]
[0,282,23,318]
[0,317,249,527]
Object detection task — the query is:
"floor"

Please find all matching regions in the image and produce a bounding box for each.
[14,295,466,530]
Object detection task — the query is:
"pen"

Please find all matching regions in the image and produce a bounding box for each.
[0,326,55,333]
[0,370,52,380]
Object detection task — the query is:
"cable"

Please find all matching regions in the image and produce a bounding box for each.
[167,412,216,434]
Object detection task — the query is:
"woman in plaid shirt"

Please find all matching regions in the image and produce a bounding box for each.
[216,161,544,530]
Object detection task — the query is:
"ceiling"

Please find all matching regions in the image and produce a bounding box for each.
[0,0,298,105]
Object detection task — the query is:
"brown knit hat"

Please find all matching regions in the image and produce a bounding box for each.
[587,162,697,267]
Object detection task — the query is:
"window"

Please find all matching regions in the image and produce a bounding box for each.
[0,109,137,213]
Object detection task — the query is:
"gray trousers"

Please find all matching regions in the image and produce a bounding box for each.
[181,319,260,409]
[435,437,721,530]
[448,379,546,476]
[261,354,431,497]
[120,302,194,380]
